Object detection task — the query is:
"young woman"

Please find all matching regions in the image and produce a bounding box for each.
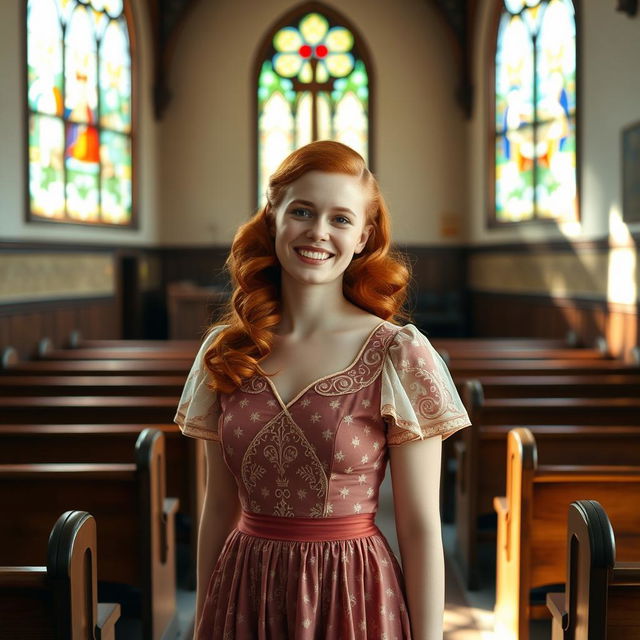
[175,140,471,639]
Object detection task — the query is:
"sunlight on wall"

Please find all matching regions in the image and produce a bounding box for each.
[607,205,637,306]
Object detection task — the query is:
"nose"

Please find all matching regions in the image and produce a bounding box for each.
[305,217,329,241]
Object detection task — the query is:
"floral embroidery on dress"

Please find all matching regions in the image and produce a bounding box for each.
[241,411,328,517]
[315,324,396,396]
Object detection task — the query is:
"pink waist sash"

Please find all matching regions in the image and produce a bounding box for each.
[237,510,380,542]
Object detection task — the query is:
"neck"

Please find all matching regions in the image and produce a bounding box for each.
[278,273,352,337]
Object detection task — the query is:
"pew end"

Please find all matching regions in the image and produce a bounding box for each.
[547,500,640,640]
[0,510,120,639]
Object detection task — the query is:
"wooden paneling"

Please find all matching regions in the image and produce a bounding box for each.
[470,292,638,360]
[0,298,119,360]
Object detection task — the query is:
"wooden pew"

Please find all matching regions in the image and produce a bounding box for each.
[448,359,639,377]
[456,382,640,590]
[40,347,197,361]
[0,374,185,397]
[0,358,191,376]
[441,347,610,361]
[0,395,178,423]
[547,500,640,640]
[0,423,205,588]
[455,374,640,399]
[493,428,640,640]
[0,429,179,640]
[433,335,580,350]
[0,510,120,640]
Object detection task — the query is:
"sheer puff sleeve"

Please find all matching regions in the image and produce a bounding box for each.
[173,325,226,441]
[381,324,471,447]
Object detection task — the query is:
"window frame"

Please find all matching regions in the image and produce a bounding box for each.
[487,0,581,228]
[23,0,138,229]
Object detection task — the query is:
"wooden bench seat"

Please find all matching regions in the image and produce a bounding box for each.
[0,395,178,423]
[0,374,186,396]
[0,510,120,640]
[41,347,197,361]
[442,347,609,361]
[448,359,639,377]
[493,428,640,640]
[1,359,191,376]
[455,374,640,398]
[0,429,179,640]
[455,382,640,589]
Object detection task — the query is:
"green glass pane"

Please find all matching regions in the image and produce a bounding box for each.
[536,117,577,221]
[29,114,65,218]
[295,92,312,149]
[330,60,368,110]
[27,0,64,116]
[334,91,367,163]
[258,61,295,106]
[258,92,294,207]
[65,123,100,221]
[100,18,131,132]
[496,14,534,132]
[65,5,98,124]
[100,131,131,224]
[495,130,534,222]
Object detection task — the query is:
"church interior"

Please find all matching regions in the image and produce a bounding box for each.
[1,0,640,638]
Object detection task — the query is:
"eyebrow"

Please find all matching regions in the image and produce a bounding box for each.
[288,199,356,216]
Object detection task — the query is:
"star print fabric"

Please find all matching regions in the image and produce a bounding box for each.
[174,321,470,639]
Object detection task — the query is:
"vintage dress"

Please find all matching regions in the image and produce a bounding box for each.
[175,321,471,639]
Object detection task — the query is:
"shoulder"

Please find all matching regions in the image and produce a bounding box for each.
[383,322,430,348]
[195,324,228,355]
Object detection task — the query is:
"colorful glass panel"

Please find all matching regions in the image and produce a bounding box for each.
[27,0,64,117]
[259,11,369,205]
[495,0,576,223]
[100,19,131,132]
[27,0,133,226]
[100,130,131,223]
[258,92,295,205]
[29,114,65,218]
[65,6,98,124]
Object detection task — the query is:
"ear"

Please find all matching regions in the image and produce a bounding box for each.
[354,223,373,254]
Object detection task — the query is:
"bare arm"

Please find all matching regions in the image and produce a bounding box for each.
[389,435,444,640]
[194,439,241,634]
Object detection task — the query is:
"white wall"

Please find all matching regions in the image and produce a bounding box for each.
[0,0,159,245]
[158,0,469,246]
[468,0,640,246]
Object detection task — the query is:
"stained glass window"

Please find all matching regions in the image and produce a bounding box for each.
[494,0,577,224]
[27,0,133,226]
[257,9,370,206]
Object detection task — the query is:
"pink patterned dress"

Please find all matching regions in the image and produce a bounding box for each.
[175,321,470,640]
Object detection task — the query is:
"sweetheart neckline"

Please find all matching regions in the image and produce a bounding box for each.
[261,320,390,410]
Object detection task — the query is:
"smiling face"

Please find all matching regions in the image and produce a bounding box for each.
[269,171,373,287]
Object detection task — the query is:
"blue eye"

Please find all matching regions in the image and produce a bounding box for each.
[291,207,312,217]
[335,215,351,225]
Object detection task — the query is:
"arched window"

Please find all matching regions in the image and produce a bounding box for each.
[26,0,134,226]
[255,5,372,207]
[492,0,577,225]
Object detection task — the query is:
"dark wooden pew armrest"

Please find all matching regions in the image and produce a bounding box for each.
[97,602,121,640]
[0,567,46,586]
[546,591,568,628]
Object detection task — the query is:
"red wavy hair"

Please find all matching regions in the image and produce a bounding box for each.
[205,140,411,393]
